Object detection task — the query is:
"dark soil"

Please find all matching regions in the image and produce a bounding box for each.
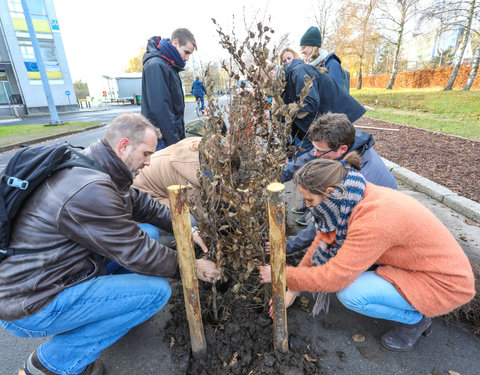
[164,271,325,375]
[162,119,480,374]
[354,117,480,204]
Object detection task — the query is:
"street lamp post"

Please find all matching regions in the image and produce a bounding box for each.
[21,0,60,124]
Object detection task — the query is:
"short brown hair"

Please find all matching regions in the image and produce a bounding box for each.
[171,28,197,49]
[104,113,160,148]
[307,112,355,149]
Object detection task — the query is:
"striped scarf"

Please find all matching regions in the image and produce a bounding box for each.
[309,169,366,315]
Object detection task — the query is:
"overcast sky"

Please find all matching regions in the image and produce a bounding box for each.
[52,0,322,92]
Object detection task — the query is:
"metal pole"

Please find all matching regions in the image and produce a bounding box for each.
[21,0,60,124]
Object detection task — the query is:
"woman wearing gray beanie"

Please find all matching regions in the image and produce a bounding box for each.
[300,26,345,91]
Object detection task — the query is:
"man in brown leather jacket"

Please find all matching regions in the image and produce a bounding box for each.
[0,113,220,375]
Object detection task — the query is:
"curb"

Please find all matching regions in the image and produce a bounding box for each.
[0,124,106,153]
[382,158,480,224]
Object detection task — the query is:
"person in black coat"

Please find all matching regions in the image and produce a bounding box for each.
[141,28,196,150]
[281,58,365,155]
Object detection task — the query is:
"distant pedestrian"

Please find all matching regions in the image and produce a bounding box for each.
[191,76,207,111]
[259,154,475,352]
[142,28,197,150]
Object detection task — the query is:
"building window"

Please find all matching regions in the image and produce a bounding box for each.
[8,0,63,81]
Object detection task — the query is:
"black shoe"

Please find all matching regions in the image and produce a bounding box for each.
[291,201,308,214]
[295,210,313,226]
[380,316,432,352]
[25,350,105,375]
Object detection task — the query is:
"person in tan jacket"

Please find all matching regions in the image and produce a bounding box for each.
[258,153,475,352]
[132,137,204,250]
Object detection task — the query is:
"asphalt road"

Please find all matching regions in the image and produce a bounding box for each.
[1,102,480,374]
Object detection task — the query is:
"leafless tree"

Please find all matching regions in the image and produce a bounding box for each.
[312,0,337,48]
[443,0,477,90]
[378,0,421,89]
[464,41,480,90]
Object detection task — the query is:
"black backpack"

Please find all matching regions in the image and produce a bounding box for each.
[0,142,105,261]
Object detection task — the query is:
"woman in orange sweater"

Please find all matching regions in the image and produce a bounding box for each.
[258,153,475,351]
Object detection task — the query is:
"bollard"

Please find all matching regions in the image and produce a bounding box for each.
[167,185,207,359]
[267,182,289,352]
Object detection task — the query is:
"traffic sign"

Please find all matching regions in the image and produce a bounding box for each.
[65,90,70,96]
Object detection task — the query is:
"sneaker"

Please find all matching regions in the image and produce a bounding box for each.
[291,201,308,214]
[295,210,314,226]
[25,350,105,375]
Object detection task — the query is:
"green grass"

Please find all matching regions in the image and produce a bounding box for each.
[350,88,480,140]
[0,121,101,147]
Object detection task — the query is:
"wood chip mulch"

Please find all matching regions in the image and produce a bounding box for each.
[354,117,480,204]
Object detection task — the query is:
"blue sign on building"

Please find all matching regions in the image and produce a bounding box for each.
[51,19,60,31]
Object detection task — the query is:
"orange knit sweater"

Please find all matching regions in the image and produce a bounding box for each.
[286,183,475,317]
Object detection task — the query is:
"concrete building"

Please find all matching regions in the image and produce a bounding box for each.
[0,0,76,117]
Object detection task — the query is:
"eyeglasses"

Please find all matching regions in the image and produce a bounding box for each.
[315,144,340,157]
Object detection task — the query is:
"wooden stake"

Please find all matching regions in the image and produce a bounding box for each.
[267,182,289,353]
[167,185,207,359]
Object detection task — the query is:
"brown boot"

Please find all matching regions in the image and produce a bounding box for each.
[25,350,105,375]
[380,316,432,352]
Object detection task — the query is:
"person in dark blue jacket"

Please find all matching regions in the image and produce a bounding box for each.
[142,28,196,150]
[300,26,345,90]
[280,112,397,252]
[191,77,207,111]
[281,58,365,156]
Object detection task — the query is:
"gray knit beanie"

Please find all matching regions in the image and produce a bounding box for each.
[300,26,322,47]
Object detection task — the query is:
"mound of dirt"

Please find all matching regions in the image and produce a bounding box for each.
[164,277,326,375]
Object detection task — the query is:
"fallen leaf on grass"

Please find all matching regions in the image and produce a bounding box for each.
[303,354,317,362]
[352,333,366,342]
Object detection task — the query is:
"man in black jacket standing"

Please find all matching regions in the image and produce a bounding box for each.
[141,28,197,150]
[0,113,219,375]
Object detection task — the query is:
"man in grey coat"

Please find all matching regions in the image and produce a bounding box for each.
[281,112,398,254]
[0,113,219,375]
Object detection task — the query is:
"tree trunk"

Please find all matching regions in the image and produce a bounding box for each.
[386,29,403,90]
[444,0,476,90]
[357,67,363,89]
[464,42,480,90]
[386,4,406,90]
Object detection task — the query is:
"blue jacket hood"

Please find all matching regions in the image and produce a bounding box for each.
[347,130,375,157]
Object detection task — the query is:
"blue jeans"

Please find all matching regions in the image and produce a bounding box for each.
[336,271,423,324]
[1,274,171,374]
[195,95,205,110]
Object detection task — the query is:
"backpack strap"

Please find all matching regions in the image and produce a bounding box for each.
[55,146,106,174]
